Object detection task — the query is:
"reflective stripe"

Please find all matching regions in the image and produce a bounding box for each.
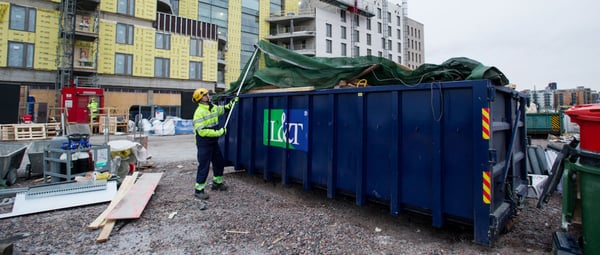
[195,182,206,191]
[212,176,223,184]
[193,112,219,124]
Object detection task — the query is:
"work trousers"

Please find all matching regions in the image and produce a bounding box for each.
[195,134,225,186]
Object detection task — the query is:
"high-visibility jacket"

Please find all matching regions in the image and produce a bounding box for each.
[192,102,233,138]
[88,101,98,117]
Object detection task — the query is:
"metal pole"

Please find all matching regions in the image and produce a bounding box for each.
[223,46,259,129]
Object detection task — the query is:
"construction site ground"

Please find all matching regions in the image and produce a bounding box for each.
[0,134,579,254]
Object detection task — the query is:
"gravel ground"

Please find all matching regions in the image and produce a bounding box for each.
[0,136,581,254]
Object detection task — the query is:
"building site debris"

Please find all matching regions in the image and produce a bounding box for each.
[0,180,117,219]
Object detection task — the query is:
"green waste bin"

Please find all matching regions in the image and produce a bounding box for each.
[565,159,600,255]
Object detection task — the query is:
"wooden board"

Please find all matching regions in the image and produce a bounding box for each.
[246,86,315,94]
[106,173,163,220]
[88,172,139,229]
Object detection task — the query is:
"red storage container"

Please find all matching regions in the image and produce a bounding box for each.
[566,104,600,153]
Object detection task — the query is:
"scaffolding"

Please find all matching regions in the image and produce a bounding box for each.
[55,0,100,114]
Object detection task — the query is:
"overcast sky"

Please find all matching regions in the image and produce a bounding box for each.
[405,0,600,92]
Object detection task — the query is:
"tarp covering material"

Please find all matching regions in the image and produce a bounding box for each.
[221,40,509,97]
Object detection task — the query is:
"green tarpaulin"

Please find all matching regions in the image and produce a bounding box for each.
[220,40,509,97]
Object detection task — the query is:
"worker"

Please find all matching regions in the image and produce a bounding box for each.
[192,88,238,200]
[88,98,98,122]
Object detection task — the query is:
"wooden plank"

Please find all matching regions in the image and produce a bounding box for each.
[106,173,163,220]
[88,172,139,229]
[96,220,116,243]
[246,86,315,94]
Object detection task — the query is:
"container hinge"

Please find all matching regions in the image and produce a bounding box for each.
[488,149,497,165]
[487,86,496,101]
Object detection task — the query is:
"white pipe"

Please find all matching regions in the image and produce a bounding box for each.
[223,47,259,129]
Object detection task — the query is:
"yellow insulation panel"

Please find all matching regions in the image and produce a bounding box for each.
[35,9,59,70]
[179,0,199,20]
[134,28,155,77]
[170,34,189,79]
[98,21,117,74]
[100,0,117,14]
[285,0,299,15]
[136,0,157,21]
[203,40,218,82]
[0,3,9,67]
[225,0,242,88]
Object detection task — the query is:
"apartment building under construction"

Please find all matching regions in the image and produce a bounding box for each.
[0,0,424,127]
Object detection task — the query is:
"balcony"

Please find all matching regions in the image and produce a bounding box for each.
[267,8,316,22]
[267,26,316,40]
[155,12,218,40]
[218,51,226,66]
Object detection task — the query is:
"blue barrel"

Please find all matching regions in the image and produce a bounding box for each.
[27,96,35,115]
[221,80,528,246]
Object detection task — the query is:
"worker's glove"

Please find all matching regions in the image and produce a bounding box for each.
[216,128,227,136]
[226,97,238,110]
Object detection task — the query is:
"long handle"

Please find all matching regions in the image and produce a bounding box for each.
[223,47,259,129]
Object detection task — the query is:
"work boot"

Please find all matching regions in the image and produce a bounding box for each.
[194,190,209,200]
[210,182,228,191]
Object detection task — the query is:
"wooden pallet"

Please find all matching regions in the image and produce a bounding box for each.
[99,116,117,135]
[0,125,15,141]
[45,123,61,137]
[14,124,47,140]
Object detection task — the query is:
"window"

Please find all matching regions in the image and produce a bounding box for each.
[7,41,34,68]
[397,16,401,26]
[397,29,401,39]
[340,10,346,22]
[381,38,385,48]
[377,8,381,19]
[341,26,347,39]
[341,43,347,56]
[155,57,170,78]
[114,53,133,75]
[117,0,135,16]
[397,42,401,53]
[366,33,371,45]
[353,15,359,27]
[326,23,332,37]
[398,56,402,63]
[326,39,332,53]
[378,51,382,57]
[353,46,359,57]
[377,22,382,33]
[171,0,180,16]
[116,23,134,44]
[9,5,36,32]
[388,26,392,37]
[190,38,203,56]
[366,19,371,30]
[387,12,391,23]
[388,39,392,50]
[367,49,371,55]
[352,30,359,42]
[155,33,171,49]
[189,61,203,80]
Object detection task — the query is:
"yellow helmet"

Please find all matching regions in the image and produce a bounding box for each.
[192,88,209,103]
